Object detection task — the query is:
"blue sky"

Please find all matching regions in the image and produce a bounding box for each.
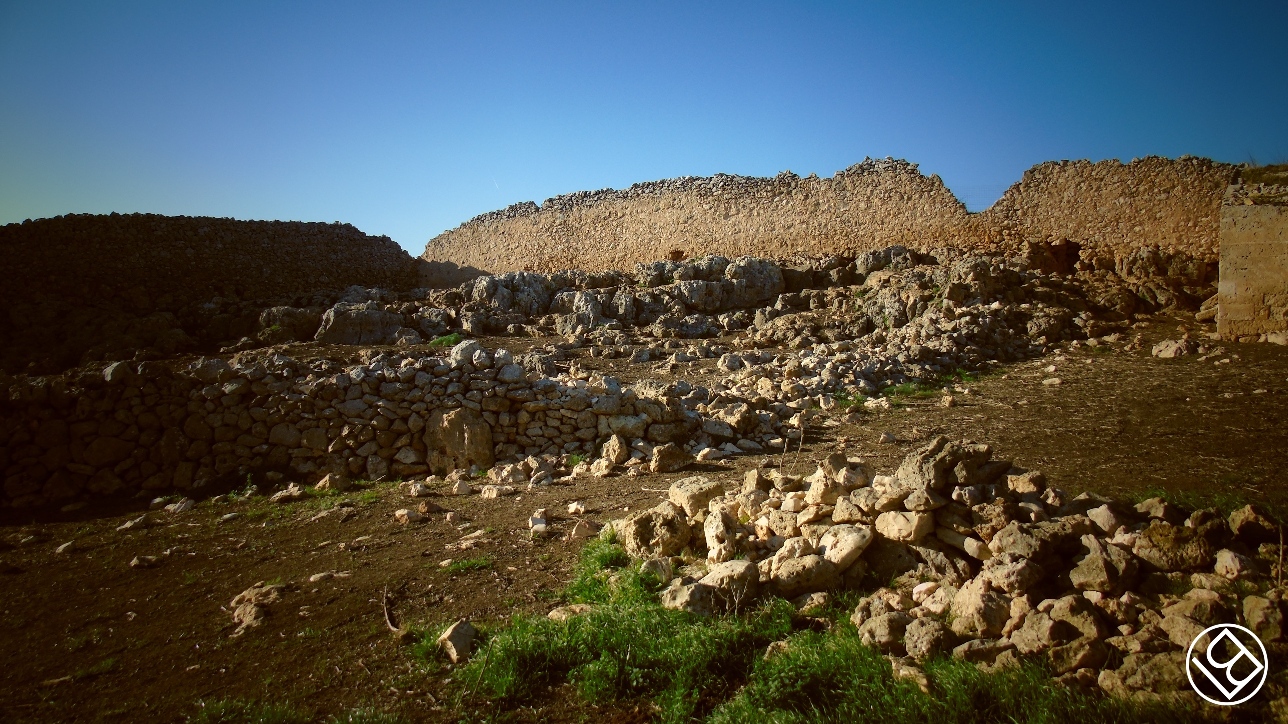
[2,1,1285,254]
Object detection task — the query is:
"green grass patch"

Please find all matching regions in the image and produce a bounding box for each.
[457,596,797,722]
[711,628,1200,723]
[444,556,494,575]
[428,332,463,348]
[567,453,585,467]
[189,699,310,724]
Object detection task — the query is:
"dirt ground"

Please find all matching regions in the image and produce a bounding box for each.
[1,314,1286,723]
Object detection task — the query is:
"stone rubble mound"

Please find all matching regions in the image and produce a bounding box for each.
[608,437,1285,701]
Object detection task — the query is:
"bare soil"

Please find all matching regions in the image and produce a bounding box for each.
[2,315,1286,723]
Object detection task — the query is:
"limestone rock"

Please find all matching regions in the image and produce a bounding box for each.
[619,501,692,558]
[772,554,839,598]
[438,620,476,664]
[875,511,934,543]
[314,302,403,345]
[669,476,723,517]
[424,407,494,475]
[817,524,873,571]
[858,612,914,653]
[1132,520,1215,572]
[950,577,1010,638]
[904,618,954,663]
[650,443,694,473]
[1229,504,1279,545]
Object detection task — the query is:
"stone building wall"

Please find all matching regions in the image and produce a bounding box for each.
[422,156,1234,274]
[1218,196,1288,338]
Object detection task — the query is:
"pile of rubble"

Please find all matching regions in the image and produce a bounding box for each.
[607,437,1284,701]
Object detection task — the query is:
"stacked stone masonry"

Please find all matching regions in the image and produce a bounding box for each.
[1218,189,1288,339]
[424,156,1234,274]
[0,213,418,309]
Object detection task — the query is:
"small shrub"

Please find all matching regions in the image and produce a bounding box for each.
[428,332,463,348]
[567,453,585,467]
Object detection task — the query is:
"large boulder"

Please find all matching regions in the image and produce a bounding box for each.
[1132,520,1216,572]
[950,576,1010,639]
[619,501,692,558]
[723,257,784,308]
[314,302,403,345]
[258,306,324,342]
[423,407,494,474]
[669,477,723,517]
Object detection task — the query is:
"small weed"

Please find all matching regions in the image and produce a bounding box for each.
[444,556,494,575]
[327,707,408,724]
[189,698,311,724]
[181,571,201,586]
[568,453,585,467]
[356,490,381,505]
[71,657,117,681]
[428,332,463,348]
[66,628,103,651]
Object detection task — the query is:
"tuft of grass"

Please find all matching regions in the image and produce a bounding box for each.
[567,453,585,467]
[444,556,494,575]
[563,537,633,604]
[832,390,867,410]
[428,332,463,348]
[1241,163,1288,186]
[188,698,311,724]
[326,708,408,724]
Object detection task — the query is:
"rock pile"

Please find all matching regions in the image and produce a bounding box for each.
[611,437,1285,701]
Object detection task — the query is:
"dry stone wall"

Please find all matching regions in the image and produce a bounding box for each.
[0,213,418,309]
[0,342,731,510]
[423,156,1233,274]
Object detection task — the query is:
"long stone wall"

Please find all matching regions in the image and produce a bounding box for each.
[422,156,1234,274]
[0,213,419,310]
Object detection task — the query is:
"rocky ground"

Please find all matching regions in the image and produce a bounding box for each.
[2,310,1287,722]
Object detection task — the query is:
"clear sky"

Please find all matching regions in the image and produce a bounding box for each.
[2,1,1285,254]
